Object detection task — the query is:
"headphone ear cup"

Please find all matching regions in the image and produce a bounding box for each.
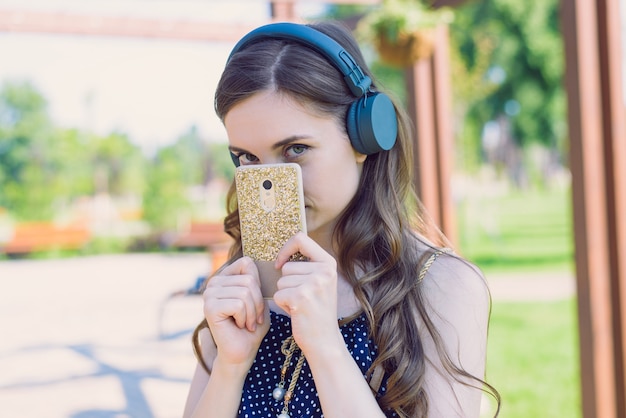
[346,93,398,155]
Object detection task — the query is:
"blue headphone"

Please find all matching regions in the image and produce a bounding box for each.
[226,22,398,162]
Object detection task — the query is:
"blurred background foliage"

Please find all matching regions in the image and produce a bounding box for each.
[0,79,235,252]
[0,0,570,267]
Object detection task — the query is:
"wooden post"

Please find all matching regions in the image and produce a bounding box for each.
[405,25,457,245]
[270,0,297,21]
[597,0,626,415]
[561,0,626,416]
[430,25,457,246]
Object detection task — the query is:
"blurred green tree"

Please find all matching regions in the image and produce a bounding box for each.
[449,0,566,157]
[208,142,236,183]
[52,128,97,198]
[89,131,145,196]
[0,81,147,222]
[0,81,60,220]
[142,127,210,229]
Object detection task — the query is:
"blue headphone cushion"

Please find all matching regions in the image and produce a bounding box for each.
[347,93,398,155]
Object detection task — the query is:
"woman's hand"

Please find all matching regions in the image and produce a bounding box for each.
[202,256,270,369]
[273,232,343,354]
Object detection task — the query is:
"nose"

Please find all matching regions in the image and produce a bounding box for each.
[259,156,286,165]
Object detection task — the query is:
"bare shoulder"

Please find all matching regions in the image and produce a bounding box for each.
[419,250,490,317]
[416,250,491,417]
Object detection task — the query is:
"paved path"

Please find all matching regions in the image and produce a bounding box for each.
[0,254,211,418]
[0,254,575,417]
[487,270,575,302]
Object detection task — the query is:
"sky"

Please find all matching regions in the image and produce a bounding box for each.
[0,0,325,152]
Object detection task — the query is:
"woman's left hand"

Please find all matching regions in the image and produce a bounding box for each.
[273,232,343,354]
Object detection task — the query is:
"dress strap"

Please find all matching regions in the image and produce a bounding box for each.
[417,248,447,284]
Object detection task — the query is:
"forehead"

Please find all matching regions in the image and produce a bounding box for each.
[224,91,336,145]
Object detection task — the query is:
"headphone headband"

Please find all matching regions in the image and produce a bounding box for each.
[228,22,372,97]
[226,22,398,161]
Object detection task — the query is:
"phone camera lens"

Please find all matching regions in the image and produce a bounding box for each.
[262,180,272,190]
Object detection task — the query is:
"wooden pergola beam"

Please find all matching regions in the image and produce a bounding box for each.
[0,8,259,41]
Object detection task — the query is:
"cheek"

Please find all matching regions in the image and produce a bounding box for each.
[301,133,365,206]
[303,160,362,205]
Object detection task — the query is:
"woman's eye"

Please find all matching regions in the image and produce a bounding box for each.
[285,144,308,159]
[238,153,259,164]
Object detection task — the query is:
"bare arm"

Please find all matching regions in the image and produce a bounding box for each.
[183,257,270,418]
[183,328,216,418]
[304,336,387,418]
[273,234,491,417]
[295,255,490,418]
[273,233,387,418]
[183,329,251,418]
[419,254,491,417]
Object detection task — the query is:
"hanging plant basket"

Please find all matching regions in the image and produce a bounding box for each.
[375,29,436,68]
[357,0,454,68]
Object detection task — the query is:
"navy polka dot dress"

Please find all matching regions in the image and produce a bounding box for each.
[237,310,396,417]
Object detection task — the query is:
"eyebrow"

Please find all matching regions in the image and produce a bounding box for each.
[228,135,312,154]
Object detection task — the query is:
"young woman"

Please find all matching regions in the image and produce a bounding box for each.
[184,20,500,418]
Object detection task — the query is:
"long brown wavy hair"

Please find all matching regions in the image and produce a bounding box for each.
[192,20,500,417]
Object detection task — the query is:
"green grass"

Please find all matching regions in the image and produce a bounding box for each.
[487,300,581,418]
[457,186,574,274]
[455,185,581,416]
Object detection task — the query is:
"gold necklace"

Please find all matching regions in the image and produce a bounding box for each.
[272,336,306,418]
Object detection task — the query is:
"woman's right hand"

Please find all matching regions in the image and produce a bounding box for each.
[202,256,270,369]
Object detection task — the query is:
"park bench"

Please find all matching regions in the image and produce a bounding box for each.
[170,221,233,271]
[170,221,232,249]
[1,222,91,255]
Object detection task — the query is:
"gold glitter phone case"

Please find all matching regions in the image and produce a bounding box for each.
[236,164,307,298]
[235,163,307,263]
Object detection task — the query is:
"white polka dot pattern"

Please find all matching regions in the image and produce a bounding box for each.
[237,311,397,417]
